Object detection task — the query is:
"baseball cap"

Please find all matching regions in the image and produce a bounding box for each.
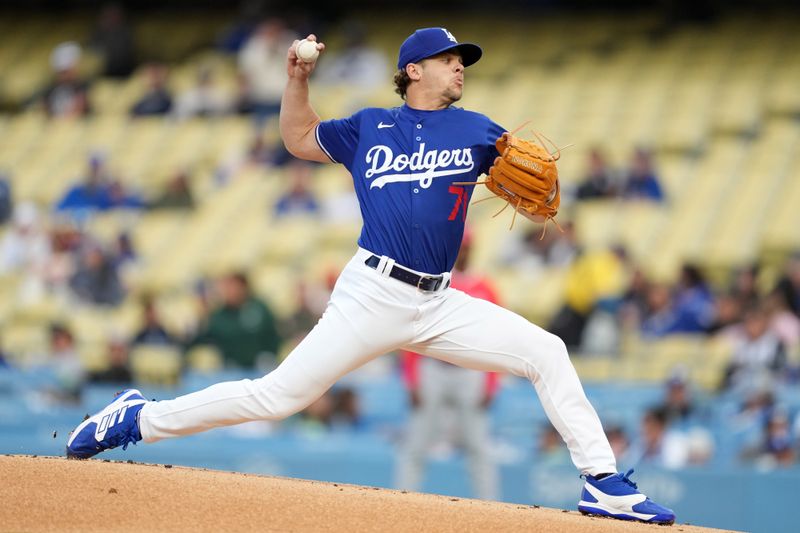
[397,28,482,70]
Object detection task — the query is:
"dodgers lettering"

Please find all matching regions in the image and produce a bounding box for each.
[316,105,505,273]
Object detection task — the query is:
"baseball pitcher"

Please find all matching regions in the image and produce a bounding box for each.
[66,27,674,524]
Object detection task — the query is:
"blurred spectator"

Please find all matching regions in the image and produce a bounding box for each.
[296,385,361,435]
[742,408,796,468]
[619,268,651,329]
[0,203,51,304]
[237,19,295,121]
[729,379,776,436]
[274,161,321,218]
[43,221,83,295]
[673,264,715,331]
[655,369,698,427]
[297,390,334,433]
[536,423,571,466]
[191,272,282,370]
[149,170,195,210]
[621,148,664,202]
[298,387,361,433]
[684,427,715,466]
[37,42,91,118]
[550,246,628,348]
[0,202,50,275]
[131,298,177,347]
[215,129,290,184]
[501,220,578,272]
[90,3,136,78]
[69,244,125,306]
[232,73,256,115]
[396,233,499,500]
[606,425,631,463]
[730,264,760,310]
[640,283,675,337]
[216,0,263,53]
[55,154,113,215]
[173,67,231,119]
[41,324,85,404]
[722,306,788,391]
[112,231,137,269]
[279,280,328,344]
[629,407,690,469]
[641,264,714,337]
[575,148,616,200]
[130,63,173,116]
[331,387,361,429]
[89,335,133,384]
[706,292,744,336]
[108,180,146,210]
[0,172,11,224]
[773,253,800,318]
[764,290,800,355]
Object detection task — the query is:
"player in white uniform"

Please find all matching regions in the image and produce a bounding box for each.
[66,28,675,524]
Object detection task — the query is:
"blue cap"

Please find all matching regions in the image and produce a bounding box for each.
[397,28,482,70]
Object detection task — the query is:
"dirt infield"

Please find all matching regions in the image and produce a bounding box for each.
[1,455,736,533]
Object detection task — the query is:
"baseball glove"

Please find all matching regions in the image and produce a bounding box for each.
[459,131,562,230]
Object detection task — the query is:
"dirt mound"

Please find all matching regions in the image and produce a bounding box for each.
[1,455,734,532]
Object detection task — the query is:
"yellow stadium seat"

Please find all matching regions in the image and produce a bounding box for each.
[130,344,182,386]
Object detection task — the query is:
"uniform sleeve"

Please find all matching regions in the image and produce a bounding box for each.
[479,117,507,176]
[315,110,363,168]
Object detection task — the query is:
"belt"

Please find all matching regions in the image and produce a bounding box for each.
[364,255,449,292]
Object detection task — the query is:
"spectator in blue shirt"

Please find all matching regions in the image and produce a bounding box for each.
[274,160,320,218]
[622,148,664,202]
[641,265,714,337]
[55,154,113,214]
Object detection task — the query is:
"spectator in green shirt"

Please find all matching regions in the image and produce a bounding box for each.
[192,272,282,370]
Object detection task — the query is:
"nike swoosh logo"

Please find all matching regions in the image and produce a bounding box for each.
[377,122,395,129]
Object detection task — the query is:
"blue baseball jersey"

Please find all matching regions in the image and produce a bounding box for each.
[316,104,505,274]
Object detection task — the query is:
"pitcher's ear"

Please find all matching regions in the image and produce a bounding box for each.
[407,62,422,81]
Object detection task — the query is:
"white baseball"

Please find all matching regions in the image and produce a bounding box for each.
[296,39,319,63]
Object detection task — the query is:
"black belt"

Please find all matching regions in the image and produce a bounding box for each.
[364,255,449,292]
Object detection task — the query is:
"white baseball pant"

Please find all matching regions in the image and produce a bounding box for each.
[138,247,617,476]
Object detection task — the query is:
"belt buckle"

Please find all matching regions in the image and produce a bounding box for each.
[418,275,441,291]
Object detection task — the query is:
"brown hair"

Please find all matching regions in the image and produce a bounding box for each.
[393,68,411,100]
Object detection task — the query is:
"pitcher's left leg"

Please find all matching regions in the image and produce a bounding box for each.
[412,290,615,475]
[410,290,674,523]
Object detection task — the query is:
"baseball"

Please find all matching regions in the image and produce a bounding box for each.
[296,39,319,63]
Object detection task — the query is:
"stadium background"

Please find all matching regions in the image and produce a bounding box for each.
[0,1,798,531]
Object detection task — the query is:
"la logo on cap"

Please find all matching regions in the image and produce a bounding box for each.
[441,28,457,43]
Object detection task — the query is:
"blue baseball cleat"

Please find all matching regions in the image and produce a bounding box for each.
[66,389,147,459]
[578,469,676,525]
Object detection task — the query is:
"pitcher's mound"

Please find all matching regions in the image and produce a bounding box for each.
[1,455,734,532]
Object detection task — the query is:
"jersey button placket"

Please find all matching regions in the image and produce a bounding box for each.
[414,122,422,193]
[411,120,423,270]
